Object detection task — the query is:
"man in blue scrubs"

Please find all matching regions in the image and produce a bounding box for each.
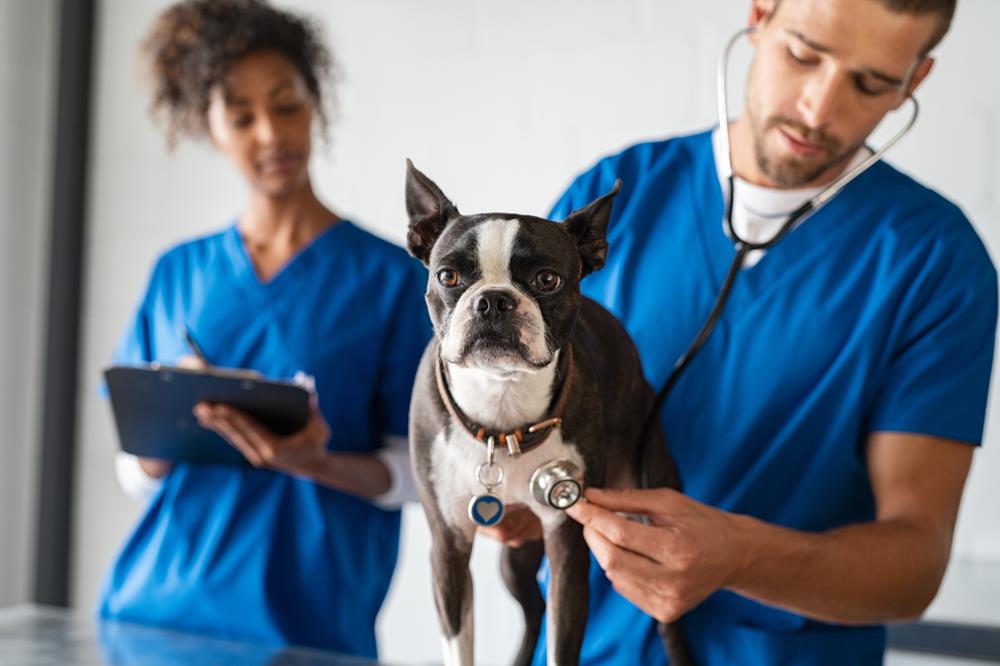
[514,0,997,663]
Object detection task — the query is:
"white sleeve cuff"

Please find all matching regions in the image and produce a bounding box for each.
[371,434,418,509]
[114,452,164,502]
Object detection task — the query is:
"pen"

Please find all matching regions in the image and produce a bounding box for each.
[183,327,211,367]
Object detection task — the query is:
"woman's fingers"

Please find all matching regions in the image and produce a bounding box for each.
[213,406,277,461]
[195,403,265,466]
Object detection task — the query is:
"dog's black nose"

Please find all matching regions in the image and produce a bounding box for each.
[474,290,515,317]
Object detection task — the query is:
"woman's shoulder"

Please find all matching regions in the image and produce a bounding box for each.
[157,226,231,263]
[339,221,421,272]
[144,226,234,289]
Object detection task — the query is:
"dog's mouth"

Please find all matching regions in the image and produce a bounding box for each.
[446,332,552,373]
[463,330,521,355]
[451,328,545,370]
[439,303,553,371]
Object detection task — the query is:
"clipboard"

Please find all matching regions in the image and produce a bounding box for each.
[104,364,312,465]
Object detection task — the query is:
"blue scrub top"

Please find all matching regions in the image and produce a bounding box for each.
[532,130,997,665]
[97,220,431,658]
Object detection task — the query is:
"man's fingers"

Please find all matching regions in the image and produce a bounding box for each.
[501,516,542,546]
[582,521,660,572]
[583,487,683,517]
[478,506,542,546]
[480,525,534,548]
[601,572,659,619]
[567,498,663,562]
[582,526,687,623]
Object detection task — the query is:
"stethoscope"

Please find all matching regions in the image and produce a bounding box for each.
[637,27,921,488]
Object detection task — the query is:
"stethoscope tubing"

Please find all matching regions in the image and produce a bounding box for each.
[637,27,920,488]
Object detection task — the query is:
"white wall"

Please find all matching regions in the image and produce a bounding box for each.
[72,1,1000,664]
[0,0,57,607]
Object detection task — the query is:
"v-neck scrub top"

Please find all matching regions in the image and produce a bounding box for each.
[531,130,997,665]
[97,221,431,658]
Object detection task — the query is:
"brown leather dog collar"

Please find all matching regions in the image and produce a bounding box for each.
[434,344,574,457]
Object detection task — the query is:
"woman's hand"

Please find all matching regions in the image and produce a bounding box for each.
[193,400,330,475]
[132,354,210,479]
[137,457,174,478]
[565,487,749,623]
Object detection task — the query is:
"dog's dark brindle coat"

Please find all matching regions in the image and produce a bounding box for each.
[404,161,693,666]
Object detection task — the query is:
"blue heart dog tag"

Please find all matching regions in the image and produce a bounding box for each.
[468,493,505,527]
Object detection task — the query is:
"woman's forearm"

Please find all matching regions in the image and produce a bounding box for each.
[299,452,393,500]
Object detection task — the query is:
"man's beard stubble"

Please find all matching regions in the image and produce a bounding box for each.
[747,94,858,188]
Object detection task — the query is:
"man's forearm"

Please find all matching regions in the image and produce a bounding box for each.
[727,513,950,625]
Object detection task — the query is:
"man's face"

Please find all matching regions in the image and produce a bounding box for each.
[745,0,938,187]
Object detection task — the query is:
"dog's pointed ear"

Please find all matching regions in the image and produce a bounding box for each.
[560,179,621,276]
[405,159,460,265]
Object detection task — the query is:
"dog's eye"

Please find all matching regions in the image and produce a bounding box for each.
[533,270,563,293]
[437,269,459,288]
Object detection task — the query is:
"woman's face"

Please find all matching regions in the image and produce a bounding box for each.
[206,50,316,198]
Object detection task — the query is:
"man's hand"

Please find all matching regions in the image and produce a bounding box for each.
[478,504,544,547]
[194,400,330,475]
[566,434,973,626]
[566,487,748,623]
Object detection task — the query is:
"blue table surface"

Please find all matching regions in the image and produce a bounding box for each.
[0,605,388,665]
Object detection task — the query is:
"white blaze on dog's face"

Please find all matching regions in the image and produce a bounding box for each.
[404,161,620,375]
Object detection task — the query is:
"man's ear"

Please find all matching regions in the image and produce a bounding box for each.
[895,56,934,109]
[405,160,460,265]
[747,0,778,45]
[560,180,621,277]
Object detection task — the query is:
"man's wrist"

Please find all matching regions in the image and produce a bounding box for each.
[722,511,763,590]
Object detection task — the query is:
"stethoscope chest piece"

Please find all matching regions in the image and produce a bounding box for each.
[530,460,584,510]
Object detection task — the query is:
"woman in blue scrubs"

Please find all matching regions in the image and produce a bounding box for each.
[97,0,430,658]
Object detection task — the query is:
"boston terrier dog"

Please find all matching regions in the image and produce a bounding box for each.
[404,161,692,666]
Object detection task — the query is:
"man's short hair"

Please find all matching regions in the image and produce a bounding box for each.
[773,0,956,55]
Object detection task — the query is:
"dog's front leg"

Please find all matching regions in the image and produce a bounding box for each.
[542,517,590,666]
[432,524,476,666]
[501,540,545,666]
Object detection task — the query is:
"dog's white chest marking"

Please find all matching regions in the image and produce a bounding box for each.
[431,426,583,530]
[430,354,584,529]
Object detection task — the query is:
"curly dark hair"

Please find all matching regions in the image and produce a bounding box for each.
[140,0,335,146]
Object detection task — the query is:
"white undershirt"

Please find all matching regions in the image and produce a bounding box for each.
[115,434,416,509]
[711,127,871,268]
